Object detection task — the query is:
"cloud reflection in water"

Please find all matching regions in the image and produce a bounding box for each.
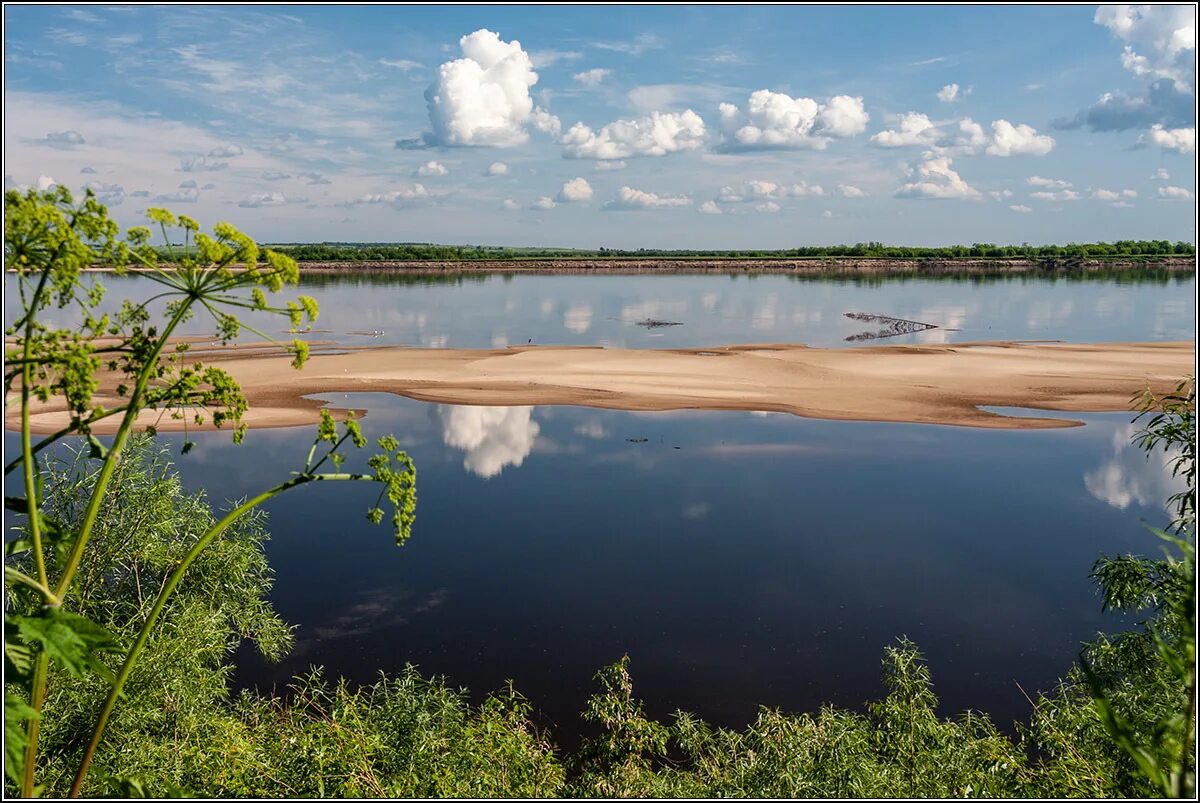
[438,404,541,478]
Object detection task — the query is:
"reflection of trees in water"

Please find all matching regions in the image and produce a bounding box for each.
[1084,424,1186,514]
[438,405,540,478]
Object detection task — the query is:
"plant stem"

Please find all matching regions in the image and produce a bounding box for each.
[53,302,191,601]
[21,653,49,798]
[68,471,373,797]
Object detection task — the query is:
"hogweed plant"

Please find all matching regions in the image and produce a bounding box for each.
[3,187,416,798]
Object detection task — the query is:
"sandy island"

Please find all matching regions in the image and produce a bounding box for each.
[6,340,1194,434]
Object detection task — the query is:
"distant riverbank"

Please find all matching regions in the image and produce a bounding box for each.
[54,254,1196,277]
[285,256,1196,275]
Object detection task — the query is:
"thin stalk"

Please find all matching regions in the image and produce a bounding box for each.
[68,471,373,797]
[18,267,53,799]
[21,654,49,797]
[53,302,191,601]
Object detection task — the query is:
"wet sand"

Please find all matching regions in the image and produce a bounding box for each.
[7,340,1194,434]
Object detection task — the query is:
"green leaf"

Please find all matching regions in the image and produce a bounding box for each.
[4,694,40,785]
[10,608,120,681]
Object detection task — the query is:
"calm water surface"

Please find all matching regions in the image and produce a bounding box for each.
[4,272,1194,744]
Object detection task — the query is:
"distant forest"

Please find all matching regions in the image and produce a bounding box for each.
[259,240,1197,261]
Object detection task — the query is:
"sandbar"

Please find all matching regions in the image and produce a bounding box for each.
[6,340,1194,434]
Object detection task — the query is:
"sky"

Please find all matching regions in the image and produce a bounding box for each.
[3,4,1197,248]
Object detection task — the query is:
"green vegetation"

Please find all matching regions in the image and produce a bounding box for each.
[3,187,416,797]
[4,189,1195,798]
[6,390,1193,797]
[262,240,1196,262]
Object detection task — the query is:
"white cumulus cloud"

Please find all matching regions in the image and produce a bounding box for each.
[557,177,593,202]
[718,90,868,150]
[1030,190,1080,201]
[532,196,557,209]
[838,184,868,198]
[1141,124,1196,154]
[895,154,980,199]
[1095,5,1196,90]
[207,143,243,158]
[356,184,429,203]
[486,161,509,175]
[717,180,824,202]
[415,160,449,176]
[1152,167,1170,180]
[697,200,722,214]
[1009,204,1033,213]
[562,109,706,159]
[1158,185,1194,200]
[1028,176,1072,188]
[937,83,971,103]
[422,29,559,147]
[602,185,691,210]
[871,112,942,148]
[984,119,1055,156]
[573,68,612,87]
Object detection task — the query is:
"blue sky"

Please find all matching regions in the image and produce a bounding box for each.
[4,4,1196,248]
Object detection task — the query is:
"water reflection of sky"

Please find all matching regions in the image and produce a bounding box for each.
[7,392,1175,746]
[7,273,1195,350]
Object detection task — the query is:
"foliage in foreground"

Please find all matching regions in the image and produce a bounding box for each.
[3,188,416,797]
[10,384,1193,797]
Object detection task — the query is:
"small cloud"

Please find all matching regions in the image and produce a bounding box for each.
[529,49,583,68]
[1139,124,1196,154]
[129,190,150,198]
[1028,176,1071,188]
[1091,189,1137,201]
[990,189,1014,200]
[838,184,868,198]
[593,33,663,56]
[532,196,557,210]
[911,56,946,66]
[379,58,422,71]
[179,156,228,172]
[80,166,96,174]
[153,185,200,203]
[356,184,429,204]
[572,68,612,87]
[697,200,722,214]
[207,143,243,158]
[1152,167,1170,180]
[557,177,593,202]
[937,83,971,103]
[43,130,85,148]
[594,160,626,171]
[201,183,216,190]
[486,161,509,176]
[601,185,691,210]
[261,171,292,181]
[502,198,521,210]
[300,172,331,185]
[1009,204,1033,213]
[238,191,307,208]
[178,180,198,189]
[821,209,835,218]
[895,154,980,200]
[756,201,781,213]
[1158,185,1194,200]
[415,160,448,177]
[1030,190,1080,201]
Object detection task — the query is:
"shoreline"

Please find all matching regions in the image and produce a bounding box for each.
[48,255,1198,276]
[7,339,1194,435]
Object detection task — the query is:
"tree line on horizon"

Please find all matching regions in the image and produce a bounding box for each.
[255,240,1196,262]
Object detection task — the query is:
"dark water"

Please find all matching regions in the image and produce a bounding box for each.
[4,272,1194,746]
[159,397,1181,745]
